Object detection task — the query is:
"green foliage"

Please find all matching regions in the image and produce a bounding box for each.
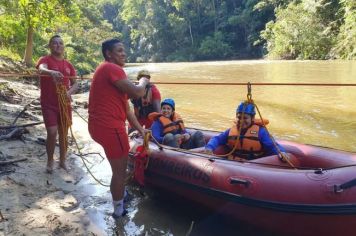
[1,0,354,66]
[198,32,232,59]
[0,48,22,61]
[261,0,335,59]
[0,15,27,57]
[60,0,120,74]
[331,0,356,59]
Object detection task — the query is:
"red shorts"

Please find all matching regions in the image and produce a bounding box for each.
[89,124,129,159]
[42,107,72,128]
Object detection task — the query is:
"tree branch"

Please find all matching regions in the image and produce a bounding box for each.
[0,158,27,165]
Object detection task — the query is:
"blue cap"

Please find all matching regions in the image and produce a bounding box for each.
[236,102,255,115]
[161,98,175,110]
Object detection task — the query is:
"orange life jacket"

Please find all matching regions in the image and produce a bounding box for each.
[149,112,185,134]
[131,88,153,118]
[227,123,264,159]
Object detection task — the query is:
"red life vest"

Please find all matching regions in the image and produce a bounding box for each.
[148,112,185,134]
[227,124,264,159]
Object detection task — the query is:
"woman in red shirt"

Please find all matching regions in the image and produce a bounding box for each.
[88,38,149,219]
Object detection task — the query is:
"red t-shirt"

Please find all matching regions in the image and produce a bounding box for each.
[88,62,128,131]
[36,55,76,110]
[151,85,161,101]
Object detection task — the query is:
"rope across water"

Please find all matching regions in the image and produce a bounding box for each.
[1,72,356,86]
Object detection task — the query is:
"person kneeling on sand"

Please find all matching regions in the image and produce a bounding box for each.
[150,98,205,149]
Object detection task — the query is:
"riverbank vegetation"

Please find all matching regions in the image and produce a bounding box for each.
[0,0,355,73]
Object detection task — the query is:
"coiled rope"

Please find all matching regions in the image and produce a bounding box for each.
[56,83,110,187]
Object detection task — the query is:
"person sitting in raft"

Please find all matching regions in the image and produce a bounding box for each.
[130,70,161,129]
[150,98,206,149]
[204,102,285,160]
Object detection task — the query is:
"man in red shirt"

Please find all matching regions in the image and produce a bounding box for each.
[88,38,149,219]
[36,35,78,173]
[130,70,161,130]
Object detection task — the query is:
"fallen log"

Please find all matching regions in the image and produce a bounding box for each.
[0,169,15,176]
[11,99,38,125]
[0,121,43,129]
[0,127,21,140]
[0,158,27,165]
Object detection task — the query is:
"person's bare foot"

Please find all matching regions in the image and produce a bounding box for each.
[46,160,54,174]
[59,162,68,171]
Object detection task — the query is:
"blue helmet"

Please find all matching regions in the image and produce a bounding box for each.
[161,98,175,110]
[236,102,255,115]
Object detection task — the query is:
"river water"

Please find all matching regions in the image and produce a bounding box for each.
[72,60,356,235]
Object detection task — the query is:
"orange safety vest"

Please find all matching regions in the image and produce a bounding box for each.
[132,88,153,118]
[149,112,185,134]
[227,124,264,159]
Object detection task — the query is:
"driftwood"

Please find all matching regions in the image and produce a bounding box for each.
[0,169,15,176]
[11,99,38,125]
[0,127,22,141]
[0,158,27,165]
[0,121,43,130]
[0,209,6,222]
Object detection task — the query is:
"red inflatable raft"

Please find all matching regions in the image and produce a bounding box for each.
[128,129,356,236]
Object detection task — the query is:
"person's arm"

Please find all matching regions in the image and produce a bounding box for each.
[38,63,63,82]
[126,103,145,136]
[205,129,230,152]
[152,99,160,112]
[259,127,286,156]
[151,121,164,143]
[114,77,149,99]
[151,85,161,112]
[67,64,79,98]
[67,78,78,97]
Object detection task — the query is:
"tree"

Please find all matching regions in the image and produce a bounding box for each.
[1,0,79,66]
[331,0,356,59]
[261,0,335,59]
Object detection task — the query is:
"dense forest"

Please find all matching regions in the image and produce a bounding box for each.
[0,0,355,73]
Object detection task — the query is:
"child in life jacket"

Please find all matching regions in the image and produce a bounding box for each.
[150,98,206,149]
[205,102,285,160]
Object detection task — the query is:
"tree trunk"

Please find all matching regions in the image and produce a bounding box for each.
[189,22,194,46]
[212,0,217,32]
[23,26,34,67]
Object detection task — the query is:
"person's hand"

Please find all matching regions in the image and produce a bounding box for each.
[138,77,149,87]
[182,133,190,142]
[66,91,73,102]
[50,70,63,83]
[174,134,183,145]
[139,128,152,139]
[203,148,214,155]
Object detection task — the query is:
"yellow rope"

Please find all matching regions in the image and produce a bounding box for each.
[245,83,295,169]
[56,83,110,187]
[254,102,296,169]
